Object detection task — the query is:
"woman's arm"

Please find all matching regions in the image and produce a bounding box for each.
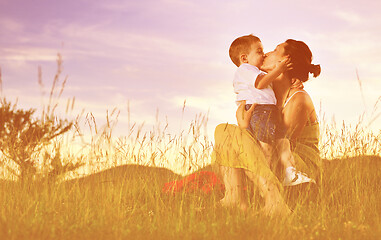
[236,101,256,129]
[282,91,315,139]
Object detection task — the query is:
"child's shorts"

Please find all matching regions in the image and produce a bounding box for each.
[245,104,287,144]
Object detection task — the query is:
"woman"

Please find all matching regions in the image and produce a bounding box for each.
[212,39,321,215]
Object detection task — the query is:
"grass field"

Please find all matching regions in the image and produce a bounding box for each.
[1,62,380,239]
[0,103,380,239]
[1,155,381,240]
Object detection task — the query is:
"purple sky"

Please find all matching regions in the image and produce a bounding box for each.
[1,0,380,138]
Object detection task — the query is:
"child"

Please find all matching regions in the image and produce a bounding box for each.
[230,34,315,186]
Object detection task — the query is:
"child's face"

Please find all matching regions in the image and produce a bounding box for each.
[243,41,264,68]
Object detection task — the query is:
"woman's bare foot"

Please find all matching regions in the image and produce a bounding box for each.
[219,197,249,212]
[261,201,291,217]
[261,192,292,217]
[239,202,249,212]
[219,197,233,207]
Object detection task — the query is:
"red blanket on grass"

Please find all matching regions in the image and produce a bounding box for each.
[162,171,225,194]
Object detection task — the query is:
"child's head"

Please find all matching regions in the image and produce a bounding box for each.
[229,34,264,67]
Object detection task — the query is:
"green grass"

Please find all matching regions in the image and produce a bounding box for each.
[1,155,381,240]
[1,60,380,239]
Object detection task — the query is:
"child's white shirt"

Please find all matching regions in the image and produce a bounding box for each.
[233,63,277,105]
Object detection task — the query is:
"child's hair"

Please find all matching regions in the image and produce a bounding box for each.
[284,39,321,82]
[229,34,261,67]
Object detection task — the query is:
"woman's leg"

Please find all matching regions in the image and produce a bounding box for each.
[244,169,291,216]
[219,165,248,211]
[213,124,289,214]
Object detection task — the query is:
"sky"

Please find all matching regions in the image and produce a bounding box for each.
[0,0,380,140]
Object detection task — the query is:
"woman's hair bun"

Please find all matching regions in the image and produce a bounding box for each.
[310,64,321,78]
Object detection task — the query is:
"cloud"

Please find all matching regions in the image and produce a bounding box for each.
[98,0,195,12]
[1,0,380,138]
[2,48,58,62]
[333,10,364,25]
[57,23,206,60]
[298,27,381,77]
[0,17,24,33]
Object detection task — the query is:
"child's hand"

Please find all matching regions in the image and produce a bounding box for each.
[275,56,292,73]
[291,78,304,89]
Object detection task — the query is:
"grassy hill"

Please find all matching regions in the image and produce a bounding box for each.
[1,155,381,239]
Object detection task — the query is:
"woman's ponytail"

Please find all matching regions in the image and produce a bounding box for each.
[309,64,321,78]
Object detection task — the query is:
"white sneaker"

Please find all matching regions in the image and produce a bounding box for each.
[283,167,316,186]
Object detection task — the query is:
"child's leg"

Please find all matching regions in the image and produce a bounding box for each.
[276,138,315,186]
[248,104,278,170]
[258,140,273,168]
[275,138,295,168]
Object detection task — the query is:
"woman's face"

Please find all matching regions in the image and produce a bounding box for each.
[261,42,287,72]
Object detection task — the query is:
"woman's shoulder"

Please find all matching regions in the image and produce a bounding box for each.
[284,89,318,124]
[285,89,313,107]
[283,89,316,119]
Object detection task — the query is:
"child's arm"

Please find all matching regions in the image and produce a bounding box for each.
[255,57,291,89]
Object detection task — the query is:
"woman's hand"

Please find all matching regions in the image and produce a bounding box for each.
[236,101,256,130]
